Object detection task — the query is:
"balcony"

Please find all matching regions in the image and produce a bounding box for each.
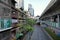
[0,27,12,32]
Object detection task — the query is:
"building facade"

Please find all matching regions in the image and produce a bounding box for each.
[15,0,24,10]
[0,0,27,40]
[0,0,22,40]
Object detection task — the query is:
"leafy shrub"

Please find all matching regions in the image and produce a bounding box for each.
[16,24,23,27]
[45,27,60,40]
[26,18,35,26]
[23,24,34,32]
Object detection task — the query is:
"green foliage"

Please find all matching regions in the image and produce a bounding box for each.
[23,18,35,32]
[17,18,35,34]
[16,23,23,27]
[16,33,23,39]
[45,27,60,40]
[26,18,35,26]
[23,24,34,32]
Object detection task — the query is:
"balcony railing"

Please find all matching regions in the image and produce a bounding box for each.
[41,20,60,28]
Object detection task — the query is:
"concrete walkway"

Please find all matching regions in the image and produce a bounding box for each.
[31,25,51,40]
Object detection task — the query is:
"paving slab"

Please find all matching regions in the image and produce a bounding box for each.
[31,25,51,40]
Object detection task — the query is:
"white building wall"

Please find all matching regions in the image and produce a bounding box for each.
[15,0,24,9]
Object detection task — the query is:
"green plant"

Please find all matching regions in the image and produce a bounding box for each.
[26,18,35,26]
[23,24,34,32]
[18,18,35,34]
[45,27,60,40]
[17,24,23,27]
[27,25,34,31]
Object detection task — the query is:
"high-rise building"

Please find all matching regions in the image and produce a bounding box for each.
[15,0,24,9]
[28,4,34,17]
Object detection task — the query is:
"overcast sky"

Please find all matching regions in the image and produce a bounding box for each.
[24,0,51,16]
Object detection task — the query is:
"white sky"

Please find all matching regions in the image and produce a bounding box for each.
[15,0,51,16]
[24,0,51,16]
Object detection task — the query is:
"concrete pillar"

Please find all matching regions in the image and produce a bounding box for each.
[50,17,53,26]
[50,17,53,29]
[57,15,60,27]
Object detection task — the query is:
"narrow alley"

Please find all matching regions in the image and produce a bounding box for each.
[1,0,60,40]
[31,25,51,40]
